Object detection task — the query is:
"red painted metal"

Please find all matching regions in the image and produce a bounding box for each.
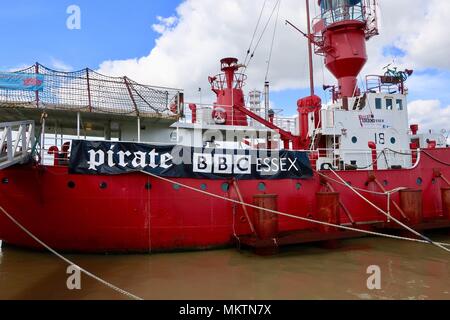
[410,142,419,165]
[252,195,279,240]
[210,58,248,126]
[233,103,298,146]
[189,104,197,124]
[47,146,60,166]
[297,95,322,149]
[1,1,450,254]
[324,21,367,97]
[0,148,449,252]
[410,124,419,135]
[368,141,377,170]
[442,188,450,219]
[399,190,423,225]
[428,140,437,149]
[324,180,355,225]
[316,192,340,233]
[314,1,373,97]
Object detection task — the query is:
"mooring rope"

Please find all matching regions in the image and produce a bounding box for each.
[139,171,450,249]
[422,150,450,166]
[326,169,450,254]
[316,171,406,196]
[0,206,144,300]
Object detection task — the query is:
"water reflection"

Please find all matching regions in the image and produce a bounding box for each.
[0,236,449,300]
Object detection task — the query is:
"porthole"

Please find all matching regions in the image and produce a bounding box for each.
[391,137,396,144]
[2,178,8,184]
[68,181,76,189]
[258,182,266,192]
[200,183,207,191]
[296,182,302,191]
[173,183,181,191]
[351,137,358,144]
[432,178,437,185]
[145,182,152,190]
[383,180,389,187]
[417,178,423,186]
[221,183,230,192]
[100,182,107,189]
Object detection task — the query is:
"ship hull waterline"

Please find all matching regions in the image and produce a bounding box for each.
[0,148,449,253]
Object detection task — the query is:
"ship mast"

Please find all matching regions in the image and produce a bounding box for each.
[305,0,315,96]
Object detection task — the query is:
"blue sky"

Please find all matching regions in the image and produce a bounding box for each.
[0,0,180,70]
[1,0,449,119]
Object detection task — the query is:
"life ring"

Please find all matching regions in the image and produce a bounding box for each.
[169,102,178,114]
[212,107,227,125]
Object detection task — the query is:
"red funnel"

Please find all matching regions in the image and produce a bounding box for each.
[324,21,368,97]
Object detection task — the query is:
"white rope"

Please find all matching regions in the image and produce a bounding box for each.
[327,169,450,254]
[0,206,144,300]
[246,0,281,70]
[139,171,450,249]
[264,0,281,81]
[317,170,406,196]
[244,0,268,66]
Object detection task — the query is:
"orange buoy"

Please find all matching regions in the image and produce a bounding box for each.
[399,189,423,225]
[316,192,340,233]
[252,195,278,240]
[442,188,450,219]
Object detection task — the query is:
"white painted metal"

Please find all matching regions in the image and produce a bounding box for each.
[318,92,412,169]
[77,112,81,139]
[137,117,141,143]
[0,120,35,170]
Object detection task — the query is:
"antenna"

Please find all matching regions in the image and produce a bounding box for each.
[305,0,315,96]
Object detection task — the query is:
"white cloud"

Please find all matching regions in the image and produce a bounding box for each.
[408,99,450,136]
[97,0,314,101]
[50,58,73,72]
[397,0,450,70]
[96,0,450,107]
[7,64,32,72]
[152,16,178,34]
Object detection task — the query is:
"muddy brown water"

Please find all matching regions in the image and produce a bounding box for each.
[0,236,449,300]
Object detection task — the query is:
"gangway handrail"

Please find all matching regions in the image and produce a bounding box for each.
[0,120,35,170]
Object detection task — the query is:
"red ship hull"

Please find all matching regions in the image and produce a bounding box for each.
[0,148,449,253]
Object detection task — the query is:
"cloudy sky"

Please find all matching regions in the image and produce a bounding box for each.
[1,0,449,135]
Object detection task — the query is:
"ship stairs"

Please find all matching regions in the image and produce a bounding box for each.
[0,120,35,170]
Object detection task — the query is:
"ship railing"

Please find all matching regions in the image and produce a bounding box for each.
[317,1,366,28]
[209,73,247,91]
[0,63,183,119]
[313,0,378,43]
[179,102,297,133]
[0,120,35,170]
[365,75,404,94]
[313,147,414,171]
[273,117,297,134]
[40,147,71,167]
[179,102,214,125]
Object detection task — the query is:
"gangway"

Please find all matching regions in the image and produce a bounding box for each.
[0,121,35,170]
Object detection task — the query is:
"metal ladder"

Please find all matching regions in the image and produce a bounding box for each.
[0,121,35,170]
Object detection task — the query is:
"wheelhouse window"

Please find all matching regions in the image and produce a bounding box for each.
[386,99,393,110]
[375,98,382,110]
[396,99,403,111]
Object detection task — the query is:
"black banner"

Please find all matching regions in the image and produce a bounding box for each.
[69,140,313,180]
